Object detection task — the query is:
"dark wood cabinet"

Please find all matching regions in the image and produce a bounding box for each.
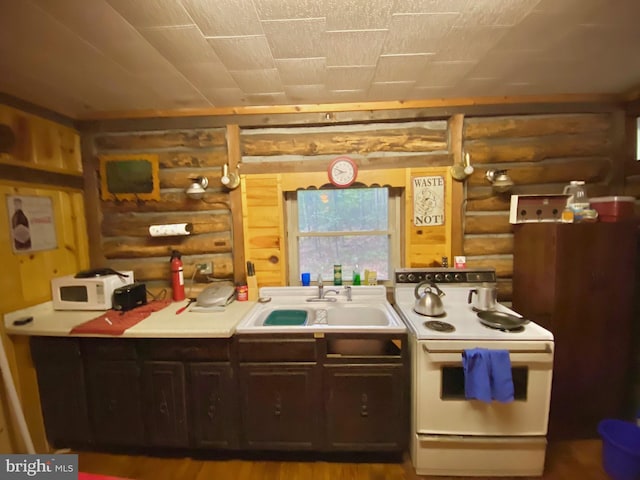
[31,333,408,453]
[239,365,320,449]
[30,337,91,448]
[513,222,637,439]
[85,360,146,446]
[189,363,237,448]
[324,365,405,450]
[142,361,188,447]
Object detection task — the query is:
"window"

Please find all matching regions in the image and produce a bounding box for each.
[286,187,401,285]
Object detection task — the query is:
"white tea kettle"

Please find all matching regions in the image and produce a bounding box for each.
[414,281,446,317]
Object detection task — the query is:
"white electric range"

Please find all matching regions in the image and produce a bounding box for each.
[394,268,554,477]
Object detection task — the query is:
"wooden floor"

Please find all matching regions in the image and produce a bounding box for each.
[76,439,609,480]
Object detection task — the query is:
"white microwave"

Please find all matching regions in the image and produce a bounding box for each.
[51,271,134,310]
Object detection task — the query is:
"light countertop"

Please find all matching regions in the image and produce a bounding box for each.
[3,300,257,338]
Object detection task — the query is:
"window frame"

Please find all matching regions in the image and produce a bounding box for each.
[285,186,402,286]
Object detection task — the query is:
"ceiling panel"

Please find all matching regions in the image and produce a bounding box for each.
[181,0,263,37]
[0,0,638,118]
[326,30,387,67]
[262,18,326,59]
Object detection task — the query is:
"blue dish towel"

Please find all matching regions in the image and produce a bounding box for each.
[462,348,514,403]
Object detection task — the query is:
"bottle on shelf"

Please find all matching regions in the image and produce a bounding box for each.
[352,264,361,285]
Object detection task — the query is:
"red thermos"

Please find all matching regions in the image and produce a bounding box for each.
[170,250,185,301]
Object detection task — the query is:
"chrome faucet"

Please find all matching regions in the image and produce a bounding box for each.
[344,285,352,301]
[307,274,339,302]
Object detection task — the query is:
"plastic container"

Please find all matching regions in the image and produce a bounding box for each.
[563,180,590,212]
[590,196,635,222]
[598,419,640,480]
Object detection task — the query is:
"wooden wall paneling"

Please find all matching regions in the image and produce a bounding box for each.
[404,167,452,267]
[241,174,286,287]
[0,104,82,174]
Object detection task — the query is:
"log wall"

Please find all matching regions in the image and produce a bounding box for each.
[87,128,233,291]
[462,113,622,301]
[240,120,454,286]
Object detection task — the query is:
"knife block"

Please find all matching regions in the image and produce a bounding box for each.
[247,275,258,301]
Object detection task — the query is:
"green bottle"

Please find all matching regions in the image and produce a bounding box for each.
[352,264,361,285]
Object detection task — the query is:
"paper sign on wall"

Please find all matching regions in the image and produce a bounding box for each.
[413,176,445,226]
[6,195,57,253]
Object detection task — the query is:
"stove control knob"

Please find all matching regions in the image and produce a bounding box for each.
[425,274,433,281]
[435,274,443,282]
[407,273,416,282]
[454,273,464,281]
[397,273,406,283]
[444,273,453,281]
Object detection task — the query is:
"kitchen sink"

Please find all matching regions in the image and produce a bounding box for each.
[234,286,407,334]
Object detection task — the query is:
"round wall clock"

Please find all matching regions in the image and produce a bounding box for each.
[328,156,358,187]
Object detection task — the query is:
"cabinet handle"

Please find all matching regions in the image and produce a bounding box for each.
[360,393,368,417]
[274,394,282,416]
[107,399,116,413]
[159,401,169,416]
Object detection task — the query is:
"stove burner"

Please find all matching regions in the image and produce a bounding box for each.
[424,320,455,333]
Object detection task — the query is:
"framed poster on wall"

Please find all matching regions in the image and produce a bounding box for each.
[412,175,445,226]
[6,195,57,253]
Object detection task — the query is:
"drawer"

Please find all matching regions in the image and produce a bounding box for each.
[81,338,137,360]
[138,339,231,361]
[30,337,81,363]
[237,337,317,362]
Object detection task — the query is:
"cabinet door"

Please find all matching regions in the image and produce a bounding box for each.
[189,363,236,448]
[324,365,406,450]
[142,361,189,447]
[31,337,91,448]
[239,365,320,450]
[86,360,145,446]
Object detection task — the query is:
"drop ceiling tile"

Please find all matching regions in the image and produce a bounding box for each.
[454,0,540,27]
[205,87,248,106]
[383,13,459,54]
[276,58,327,84]
[368,81,415,100]
[325,66,375,90]
[207,36,275,70]
[140,25,222,66]
[284,84,328,102]
[246,92,289,104]
[326,30,387,67]
[230,68,283,93]
[393,0,468,14]
[373,54,433,82]
[417,61,477,87]
[407,85,456,98]
[253,0,327,20]
[432,26,510,62]
[105,0,193,28]
[179,62,238,89]
[262,18,326,59]
[326,0,394,30]
[181,0,262,37]
[326,89,368,102]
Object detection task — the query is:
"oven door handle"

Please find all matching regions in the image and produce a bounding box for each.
[422,343,553,354]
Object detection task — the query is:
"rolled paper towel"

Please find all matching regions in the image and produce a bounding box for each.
[149,223,193,237]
